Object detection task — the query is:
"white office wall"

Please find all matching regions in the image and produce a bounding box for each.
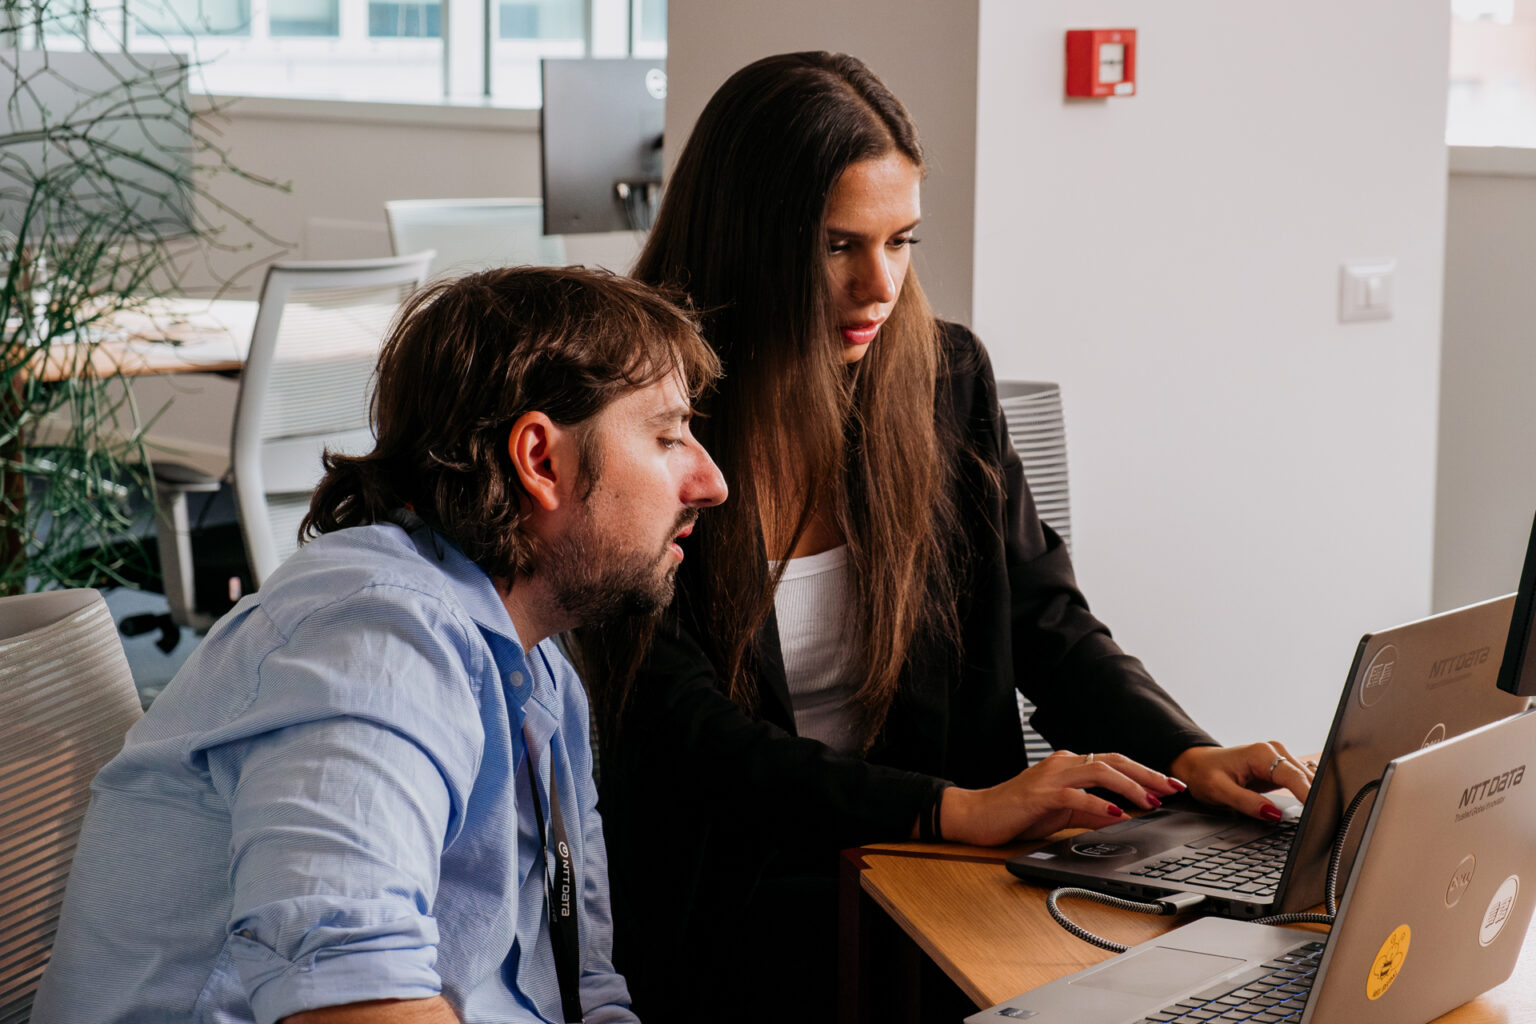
[1436,148,1536,612]
[973,4,1451,751]
[662,2,979,324]
[665,0,1451,753]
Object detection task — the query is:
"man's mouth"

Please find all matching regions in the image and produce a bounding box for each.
[668,514,698,560]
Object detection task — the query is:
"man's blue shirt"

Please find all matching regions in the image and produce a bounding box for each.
[34,521,636,1024]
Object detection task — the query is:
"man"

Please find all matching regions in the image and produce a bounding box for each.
[33,267,727,1024]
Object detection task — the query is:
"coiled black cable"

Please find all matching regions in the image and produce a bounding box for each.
[1251,778,1380,927]
[1045,888,1189,953]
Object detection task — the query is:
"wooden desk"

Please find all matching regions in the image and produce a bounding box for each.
[22,298,257,382]
[840,841,1536,1024]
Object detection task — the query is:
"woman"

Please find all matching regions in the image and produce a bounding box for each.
[576,51,1311,1023]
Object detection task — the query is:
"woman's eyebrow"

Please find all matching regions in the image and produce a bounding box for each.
[826,218,922,238]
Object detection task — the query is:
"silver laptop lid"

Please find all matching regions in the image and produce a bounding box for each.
[1303,707,1536,1023]
[1278,593,1531,913]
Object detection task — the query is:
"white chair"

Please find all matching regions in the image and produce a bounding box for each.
[0,589,142,1024]
[998,380,1072,765]
[384,197,567,279]
[150,252,433,630]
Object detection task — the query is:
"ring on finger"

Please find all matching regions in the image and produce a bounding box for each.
[1267,755,1288,782]
[1304,759,1318,772]
[1084,752,1097,765]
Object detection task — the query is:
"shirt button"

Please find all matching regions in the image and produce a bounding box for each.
[508,670,525,687]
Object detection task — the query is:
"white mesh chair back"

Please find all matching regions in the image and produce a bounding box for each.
[0,590,141,1024]
[997,380,1072,765]
[384,198,567,279]
[233,253,432,585]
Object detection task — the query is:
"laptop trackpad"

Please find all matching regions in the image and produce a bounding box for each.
[1067,946,1246,997]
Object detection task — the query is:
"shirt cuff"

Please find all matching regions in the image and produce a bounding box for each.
[230,915,443,1024]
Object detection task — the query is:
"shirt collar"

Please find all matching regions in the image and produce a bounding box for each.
[389,510,534,700]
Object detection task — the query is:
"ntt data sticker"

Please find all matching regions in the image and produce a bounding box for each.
[1366,924,1410,1001]
[1480,875,1520,947]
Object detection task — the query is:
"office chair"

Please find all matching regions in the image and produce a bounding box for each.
[140,252,433,634]
[997,380,1072,765]
[383,197,567,279]
[0,589,142,1024]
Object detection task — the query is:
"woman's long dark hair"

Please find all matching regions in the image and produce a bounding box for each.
[586,52,960,752]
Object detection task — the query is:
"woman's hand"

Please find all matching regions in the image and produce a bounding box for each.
[935,749,1186,847]
[1168,742,1314,822]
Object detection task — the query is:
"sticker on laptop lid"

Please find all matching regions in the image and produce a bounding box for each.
[1480,875,1519,947]
[1366,924,1410,1001]
[1359,645,1397,707]
[1446,854,1477,907]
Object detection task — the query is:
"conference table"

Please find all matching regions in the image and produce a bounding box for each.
[838,838,1536,1024]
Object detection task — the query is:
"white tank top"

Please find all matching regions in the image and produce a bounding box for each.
[771,544,859,755]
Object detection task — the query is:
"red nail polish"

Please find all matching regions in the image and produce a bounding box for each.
[1260,804,1283,822]
[1146,793,1162,809]
[1105,803,1123,817]
[1168,777,1188,792]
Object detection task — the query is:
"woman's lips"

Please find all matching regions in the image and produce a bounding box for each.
[841,320,883,346]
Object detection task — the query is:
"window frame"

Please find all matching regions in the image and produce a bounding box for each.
[32,0,663,108]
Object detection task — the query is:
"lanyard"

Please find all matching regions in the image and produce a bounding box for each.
[526,726,583,1024]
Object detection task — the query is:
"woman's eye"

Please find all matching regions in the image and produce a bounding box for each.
[891,235,919,249]
[828,241,851,255]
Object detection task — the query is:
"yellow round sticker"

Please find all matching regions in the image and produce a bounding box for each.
[1367,924,1411,1001]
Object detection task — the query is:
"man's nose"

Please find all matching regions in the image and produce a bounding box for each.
[683,446,728,508]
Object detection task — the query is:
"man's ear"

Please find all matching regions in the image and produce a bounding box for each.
[508,411,577,512]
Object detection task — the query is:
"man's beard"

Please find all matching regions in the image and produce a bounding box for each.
[543,507,697,625]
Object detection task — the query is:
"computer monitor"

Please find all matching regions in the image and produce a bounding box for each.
[0,50,195,243]
[539,57,665,235]
[1496,509,1536,697]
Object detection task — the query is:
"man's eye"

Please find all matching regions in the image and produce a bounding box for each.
[659,437,682,450]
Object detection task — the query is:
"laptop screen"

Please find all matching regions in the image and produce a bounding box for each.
[1496,510,1536,698]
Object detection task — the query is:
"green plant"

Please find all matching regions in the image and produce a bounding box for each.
[0,2,285,594]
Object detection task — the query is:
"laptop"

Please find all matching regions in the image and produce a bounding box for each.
[969,706,1536,1024]
[1008,594,1531,917]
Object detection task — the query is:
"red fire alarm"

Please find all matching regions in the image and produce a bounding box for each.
[1065,28,1137,98]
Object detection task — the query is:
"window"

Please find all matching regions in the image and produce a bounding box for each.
[632,0,663,56]
[490,0,585,104]
[1449,0,1536,147]
[33,0,662,106]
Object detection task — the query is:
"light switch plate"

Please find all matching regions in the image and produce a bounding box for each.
[1340,260,1395,323]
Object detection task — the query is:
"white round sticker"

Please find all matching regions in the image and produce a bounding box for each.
[1479,875,1520,947]
[1359,645,1397,707]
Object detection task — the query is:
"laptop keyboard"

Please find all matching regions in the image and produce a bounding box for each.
[1135,941,1325,1023]
[1126,819,1299,897]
